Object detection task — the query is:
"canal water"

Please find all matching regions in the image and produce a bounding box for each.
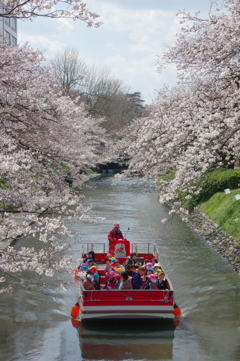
[0,176,240,361]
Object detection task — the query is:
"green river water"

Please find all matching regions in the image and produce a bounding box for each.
[0,176,240,361]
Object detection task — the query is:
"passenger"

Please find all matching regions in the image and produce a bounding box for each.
[87,259,97,269]
[124,252,137,271]
[144,267,154,285]
[83,251,97,264]
[81,263,89,268]
[109,259,117,267]
[128,265,139,278]
[79,265,89,280]
[153,263,163,274]
[151,257,158,266]
[108,223,123,243]
[119,271,133,290]
[106,252,112,259]
[146,262,153,270]
[114,259,125,272]
[131,266,146,289]
[115,267,124,275]
[147,267,154,275]
[83,272,95,290]
[149,274,158,290]
[113,274,121,289]
[89,265,98,274]
[93,273,101,290]
[110,257,117,262]
[104,259,113,273]
[105,270,116,289]
[158,272,170,290]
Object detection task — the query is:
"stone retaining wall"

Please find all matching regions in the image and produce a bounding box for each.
[185,208,240,274]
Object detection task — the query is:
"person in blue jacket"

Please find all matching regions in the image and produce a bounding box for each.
[131,267,146,289]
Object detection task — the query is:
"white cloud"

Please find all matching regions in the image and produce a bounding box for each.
[105,54,156,79]
[104,53,177,103]
[56,18,74,31]
[87,1,181,54]
[105,42,115,50]
[18,33,65,59]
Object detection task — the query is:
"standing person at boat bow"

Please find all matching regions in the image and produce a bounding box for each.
[108,223,123,243]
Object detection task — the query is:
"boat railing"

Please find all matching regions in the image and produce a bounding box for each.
[81,242,106,255]
[81,241,159,259]
[131,242,159,258]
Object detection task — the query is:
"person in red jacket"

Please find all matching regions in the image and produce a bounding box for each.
[108,223,123,243]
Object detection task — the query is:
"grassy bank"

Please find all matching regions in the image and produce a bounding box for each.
[199,189,240,242]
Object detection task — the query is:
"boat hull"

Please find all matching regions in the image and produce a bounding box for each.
[79,288,174,320]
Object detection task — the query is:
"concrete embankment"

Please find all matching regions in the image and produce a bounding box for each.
[185,208,240,273]
[73,172,101,188]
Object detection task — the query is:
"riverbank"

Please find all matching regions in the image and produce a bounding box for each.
[185,208,240,273]
[73,172,101,188]
[157,168,240,273]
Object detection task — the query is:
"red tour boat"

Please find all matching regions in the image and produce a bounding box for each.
[75,238,180,321]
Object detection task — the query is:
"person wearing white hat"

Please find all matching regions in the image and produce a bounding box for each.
[153,263,163,275]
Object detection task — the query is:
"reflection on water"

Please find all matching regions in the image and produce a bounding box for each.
[0,176,240,361]
[80,319,175,361]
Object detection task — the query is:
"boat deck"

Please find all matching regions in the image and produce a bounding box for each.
[78,242,175,320]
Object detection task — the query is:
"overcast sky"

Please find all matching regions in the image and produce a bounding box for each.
[18,0,223,104]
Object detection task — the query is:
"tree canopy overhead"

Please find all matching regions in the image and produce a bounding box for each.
[0,0,102,26]
[120,0,240,218]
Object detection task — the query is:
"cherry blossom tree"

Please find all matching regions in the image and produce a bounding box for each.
[0,0,104,294]
[0,0,102,26]
[120,0,240,218]
[0,42,107,209]
[0,42,108,293]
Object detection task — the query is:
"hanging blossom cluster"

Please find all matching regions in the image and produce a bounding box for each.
[0,42,108,293]
[119,0,240,217]
[0,214,75,294]
[0,0,102,26]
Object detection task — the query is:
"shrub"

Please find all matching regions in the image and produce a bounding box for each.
[178,168,240,211]
[196,169,240,203]
[157,171,176,186]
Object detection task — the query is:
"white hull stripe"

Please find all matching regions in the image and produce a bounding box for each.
[81,312,174,319]
[83,306,173,311]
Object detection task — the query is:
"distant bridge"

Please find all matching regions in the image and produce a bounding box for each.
[96,160,129,174]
